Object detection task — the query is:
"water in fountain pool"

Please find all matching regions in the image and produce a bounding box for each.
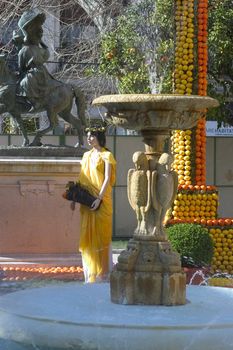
[1,282,233,350]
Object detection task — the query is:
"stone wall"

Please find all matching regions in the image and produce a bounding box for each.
[0,134,232,238]
[0,158,81,255]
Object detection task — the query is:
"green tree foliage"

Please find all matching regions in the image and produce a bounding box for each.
[100,25,150,93]
[99,0,233,126]
[99,0,174,94]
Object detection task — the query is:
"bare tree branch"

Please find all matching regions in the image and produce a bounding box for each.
[74,0,113,33]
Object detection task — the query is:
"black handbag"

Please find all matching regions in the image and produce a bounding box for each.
[62,181,99,208]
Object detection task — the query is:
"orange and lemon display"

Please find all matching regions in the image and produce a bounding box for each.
[208,277,233,287]
[172,119,207,187]
[171,119,207,187]
[209,228,233,274]
[197,0,208,96]
[171,0,233,275]
[174,0,208,96]
[1,266,84,281]
[174,0,195,95]
[171,129,193,185]
[195,118,206,185]
[195,0,208,184]
[173,0,208,188]
[170,184,218,224]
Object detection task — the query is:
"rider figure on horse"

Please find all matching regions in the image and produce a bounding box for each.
[0,8,86,147]
[15,9,59,113]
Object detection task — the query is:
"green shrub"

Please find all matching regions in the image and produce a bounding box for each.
[166,223,214,267]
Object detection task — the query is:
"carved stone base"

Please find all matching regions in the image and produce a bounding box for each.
[110,238,186,306]
[111,270,186,305]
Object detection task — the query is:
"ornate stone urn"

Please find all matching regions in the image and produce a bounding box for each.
[93,94,218,306]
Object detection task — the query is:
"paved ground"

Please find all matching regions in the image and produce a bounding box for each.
[0,252,121,296]
[0,264,84,295]
[1,252,232,296]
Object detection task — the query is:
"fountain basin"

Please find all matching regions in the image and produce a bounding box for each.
[0,283,233,349]
[93,94,219,131]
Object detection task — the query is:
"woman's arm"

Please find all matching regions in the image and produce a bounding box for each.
[91,160,112,211]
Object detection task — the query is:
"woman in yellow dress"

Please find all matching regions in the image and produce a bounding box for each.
[78,126,116,283]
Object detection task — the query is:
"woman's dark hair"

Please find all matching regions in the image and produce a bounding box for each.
[89,130,106,147]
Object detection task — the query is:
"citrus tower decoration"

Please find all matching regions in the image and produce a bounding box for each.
[169,0,233,275]
[173,0,209,188]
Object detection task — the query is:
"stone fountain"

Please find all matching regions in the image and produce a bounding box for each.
[93,94,219,306]
[2,94,233,350]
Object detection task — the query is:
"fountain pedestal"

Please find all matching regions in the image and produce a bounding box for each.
[111,127,186,305]
[111,238,186,305]
[93,94,219,305]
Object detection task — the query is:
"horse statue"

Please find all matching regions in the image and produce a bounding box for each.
[0,54,86,147]
[0,8,86,147]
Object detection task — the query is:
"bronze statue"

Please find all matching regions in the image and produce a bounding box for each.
[0,9,86,146]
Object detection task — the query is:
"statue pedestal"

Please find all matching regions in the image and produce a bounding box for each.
[110,238,186,305]
[0,157,81,256]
